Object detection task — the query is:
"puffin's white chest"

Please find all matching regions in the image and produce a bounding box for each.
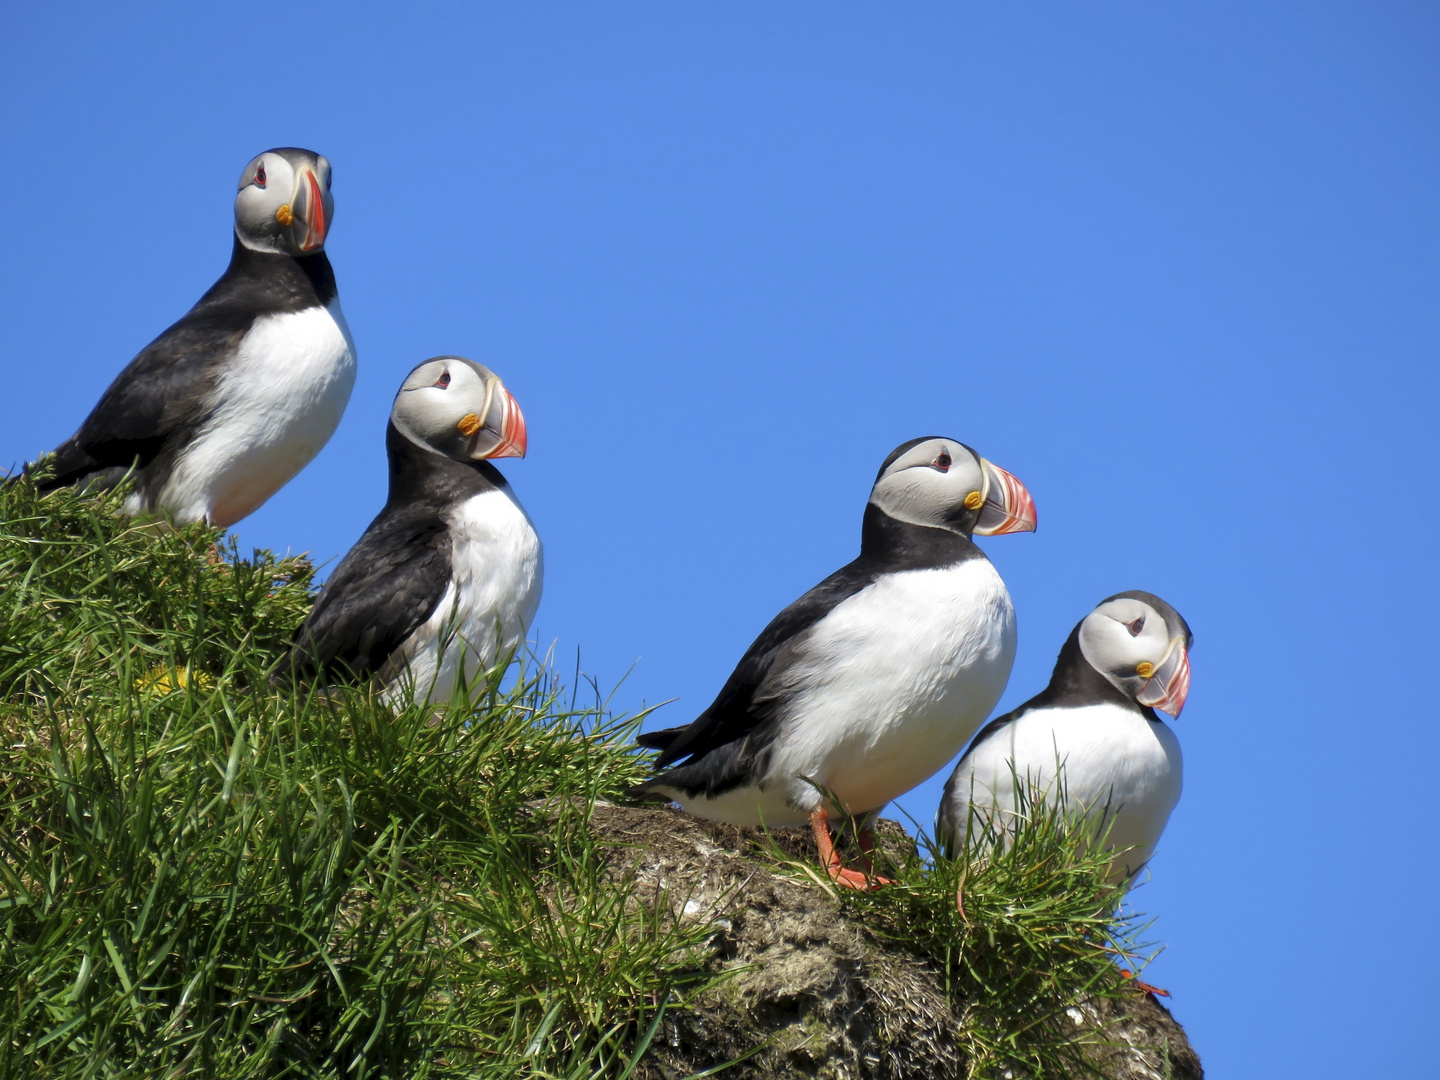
[391,485,544,705]
[151,299,357,526]
[686,558,1016,827]
[948,702,1182,880]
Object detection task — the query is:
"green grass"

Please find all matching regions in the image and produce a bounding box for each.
[774,782,1162,1078]
[0,478,715,1078]
[0,476,1165,1079]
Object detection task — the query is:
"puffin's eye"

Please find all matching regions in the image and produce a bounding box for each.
[1127,617,1145,636]
[434,371,451,389]
[932,453,952,472]
[255,164,267,187]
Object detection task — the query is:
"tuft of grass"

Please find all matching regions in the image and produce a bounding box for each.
[0,478,716,1078]
[0,475,314,705]
[772,784,1160,1079]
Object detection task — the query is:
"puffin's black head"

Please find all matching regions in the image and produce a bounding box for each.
[1077,591,1193,718]
[234,147,334,256]
[869,436,1037,539]
[391,357,527,463]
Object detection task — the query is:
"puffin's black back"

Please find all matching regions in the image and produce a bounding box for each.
[282,422,507,682]
[34,239,336,499]
[635,503,985,799]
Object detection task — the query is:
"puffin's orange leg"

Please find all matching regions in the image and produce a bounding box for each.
[810,808,890,890]
[1119,969,1171,997]
[856,819,886,878]
[1096,943,1171,997]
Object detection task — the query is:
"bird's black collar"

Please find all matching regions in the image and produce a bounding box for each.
[858,503,982,572]
[193,236,338,314]
[1024,625,1156,719]
[384,422,506,512]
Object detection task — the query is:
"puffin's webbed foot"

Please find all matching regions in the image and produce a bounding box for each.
[810,808,891,891]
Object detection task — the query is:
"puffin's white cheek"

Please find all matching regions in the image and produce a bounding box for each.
[419,402,461,443]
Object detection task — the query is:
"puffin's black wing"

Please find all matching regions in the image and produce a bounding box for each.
[35,309,251,492]
[283,510,452,682]
[636,557,882,788]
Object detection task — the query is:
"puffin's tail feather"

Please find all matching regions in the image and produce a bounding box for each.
[625,777,673,805]
[24,444,128,495]
[634,727,684,752]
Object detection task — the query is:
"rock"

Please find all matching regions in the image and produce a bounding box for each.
[586,802,1202,1080]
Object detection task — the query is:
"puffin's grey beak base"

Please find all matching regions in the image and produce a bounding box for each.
[1137,640,1190,718]
[973,460,1038,536]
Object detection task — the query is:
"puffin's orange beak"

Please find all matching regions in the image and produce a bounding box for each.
[292,167,328,251]
[1137,640,1191,719]
[973,460,1037,536]
[474,384,527,459]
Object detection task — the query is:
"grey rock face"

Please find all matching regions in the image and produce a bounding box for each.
[585,803,1203,1080]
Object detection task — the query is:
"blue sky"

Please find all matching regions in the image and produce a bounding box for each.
[4,3,1436,1075]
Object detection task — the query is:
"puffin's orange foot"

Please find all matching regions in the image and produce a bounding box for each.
[1119,970,1170,997]
[829,866,892,891]
[811,807,892,891]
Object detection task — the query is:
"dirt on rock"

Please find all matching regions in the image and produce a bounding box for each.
[585,802,1203,1080]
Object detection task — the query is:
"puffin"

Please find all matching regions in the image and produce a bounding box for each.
[937,591,1193,884]
[282,357,539,706]
[27,147,355,527]
[634,436,1037,889]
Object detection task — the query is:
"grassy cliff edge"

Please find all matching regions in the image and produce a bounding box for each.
[0,479,1199,1079]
